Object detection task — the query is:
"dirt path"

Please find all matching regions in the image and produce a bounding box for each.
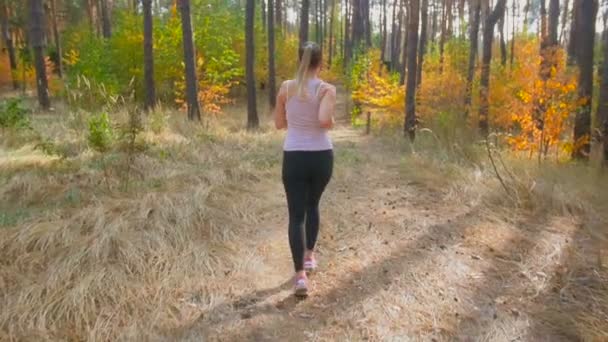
[165,90,603,341]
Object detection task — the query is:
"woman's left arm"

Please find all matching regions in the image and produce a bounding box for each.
[318,84,336,129]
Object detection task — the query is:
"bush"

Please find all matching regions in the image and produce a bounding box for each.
[87,112,114,153]
[0,98,30,130]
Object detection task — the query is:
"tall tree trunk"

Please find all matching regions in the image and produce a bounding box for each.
[30,0,51,110]
[567,0,580,64]
[417,0,428,87]
[380,0,387,63]
[548,0,559,47]
[364,0,371,47]
[329,0,336,65]
[246,0,259,129]
[458,0,465,36]
[560,0,569,43]
[268,0,277,107]
[392,0,403,71]
[439,0,450,72]
[478,0,506,136]
[344,0,351,64]
[275,0,282,29]
[430,0,438,43]
[178,0,201,121]
[399,8,408,85]
[510,0,516,67]
[572,0,596,159]
[300,0,310,46]
[49,0,63,78]
[351,0,365,50]
[315,0,319,42]
[100,0,111,38]
[600,14,608,164]
[404,0,419,141]
[390,0,401,71]
[143,0,156,110]
[464,0,480,118]
[1,0,18,89]
[499,4,507,66]
[523,0,530,31]
[261,0,266,34]
[86,0,95,34]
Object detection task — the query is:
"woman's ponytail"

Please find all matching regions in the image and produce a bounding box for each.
[295,43,314,98]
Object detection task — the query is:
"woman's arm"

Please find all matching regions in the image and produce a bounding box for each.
[275,81,289,130]
[318,84,336,129]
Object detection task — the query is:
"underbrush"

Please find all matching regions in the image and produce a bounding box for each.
[0,105,283,340]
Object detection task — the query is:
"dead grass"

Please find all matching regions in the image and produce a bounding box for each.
[0,98,607,341]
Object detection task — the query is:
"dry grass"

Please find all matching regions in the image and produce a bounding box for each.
[1,98,607,341]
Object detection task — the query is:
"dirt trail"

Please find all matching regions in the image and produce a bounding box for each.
[168,89,601,341]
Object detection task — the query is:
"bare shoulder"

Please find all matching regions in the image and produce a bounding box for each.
[319,81,337,98]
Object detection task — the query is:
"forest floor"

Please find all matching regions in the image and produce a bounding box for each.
[1,88,607,341]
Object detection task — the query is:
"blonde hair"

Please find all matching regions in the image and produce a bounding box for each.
[295,41,322,98]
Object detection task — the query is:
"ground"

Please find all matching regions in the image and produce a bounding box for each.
[0,88,607,341]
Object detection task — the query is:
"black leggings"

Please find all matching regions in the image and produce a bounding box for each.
[282,150,333,272]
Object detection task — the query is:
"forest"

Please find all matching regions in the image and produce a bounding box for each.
[0,0,607,340]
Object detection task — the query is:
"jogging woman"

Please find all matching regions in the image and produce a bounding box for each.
[274,41,336,297]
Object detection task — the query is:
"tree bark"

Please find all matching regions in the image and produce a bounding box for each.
[268,0,277,107]
[560,0,569,44]
[392,0,403,71]
[351,0,365,50]
[390,0,398,68]
[399,8,408,85]
[464,0,480,118]
[261,0,266,34]
[597,15,608,164]
[430,0,438,43]
[498,4,506,67]
[567,0,580,65]
[100,0,111,38]
[300,0,310,46]
[178,0,201,121]
[143,0,156,110]
[572,0,596,159]
[344,0,351,64]
[49,0,63,78]
[416,0,428,87]
[478,0,506,136]
[380,0,387,63]
[1,0,18,89]
[275,0,282,29]
[246,0,259,129]
[404,0,419,141]
[510,0,516,67]
[30,0,51,110]
[329,0,336,65]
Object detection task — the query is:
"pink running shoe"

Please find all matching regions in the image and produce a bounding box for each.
[294,276,308,297]
[304,256,317,273]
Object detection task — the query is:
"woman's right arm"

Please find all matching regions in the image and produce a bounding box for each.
[275,81,288,130]
[318,84,336,129]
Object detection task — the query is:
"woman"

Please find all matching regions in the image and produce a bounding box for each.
[274,42,336,297]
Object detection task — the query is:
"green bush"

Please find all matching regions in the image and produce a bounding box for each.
[0,98,30,130]
[87,112,114,153]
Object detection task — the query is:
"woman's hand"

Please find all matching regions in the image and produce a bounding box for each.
[318,84,336,129]
[274,81,289,130]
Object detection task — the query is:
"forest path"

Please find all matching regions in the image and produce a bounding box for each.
[169,88,595,341]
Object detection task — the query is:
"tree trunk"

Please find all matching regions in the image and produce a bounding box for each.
[300,0,310,46]
[246,0,259,129]
[344,0,351,64]
[1,0,18,89]
[49,0,63,78]
[439,0,451,73]
[380,0,387,64]
[268,0,277,107]
[404,0,419,141]
[510,0,516,67]
[351,0,365,50]
[567,0,580,64]
[364,0,371,47]
[392,0,403,71]
[329,0,336,65]
[478,0,506,136]
[143,0,156,110]
[417,0,428,87]
[572,0,596,159]
[30,0,51,110]
[523,0,530,31]
[498,4,506,67]
[597,15,608,164]
[399,8,408,85]
[560,0,569,43]
[100,0,111,38]
[86,0,95,34]
[261,0,266,34]
[430,0,438,43]
[178,0,201,121]
[390,0,398,68]
[275,0,282,29]
[464,0,480,118]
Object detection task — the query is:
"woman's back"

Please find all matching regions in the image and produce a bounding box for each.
[283,78,333,151]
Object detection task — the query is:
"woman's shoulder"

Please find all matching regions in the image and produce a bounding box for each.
[317,81,336,98]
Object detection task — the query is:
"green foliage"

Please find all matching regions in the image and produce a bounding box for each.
[87,112,114,153]
[0,98,30,130]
